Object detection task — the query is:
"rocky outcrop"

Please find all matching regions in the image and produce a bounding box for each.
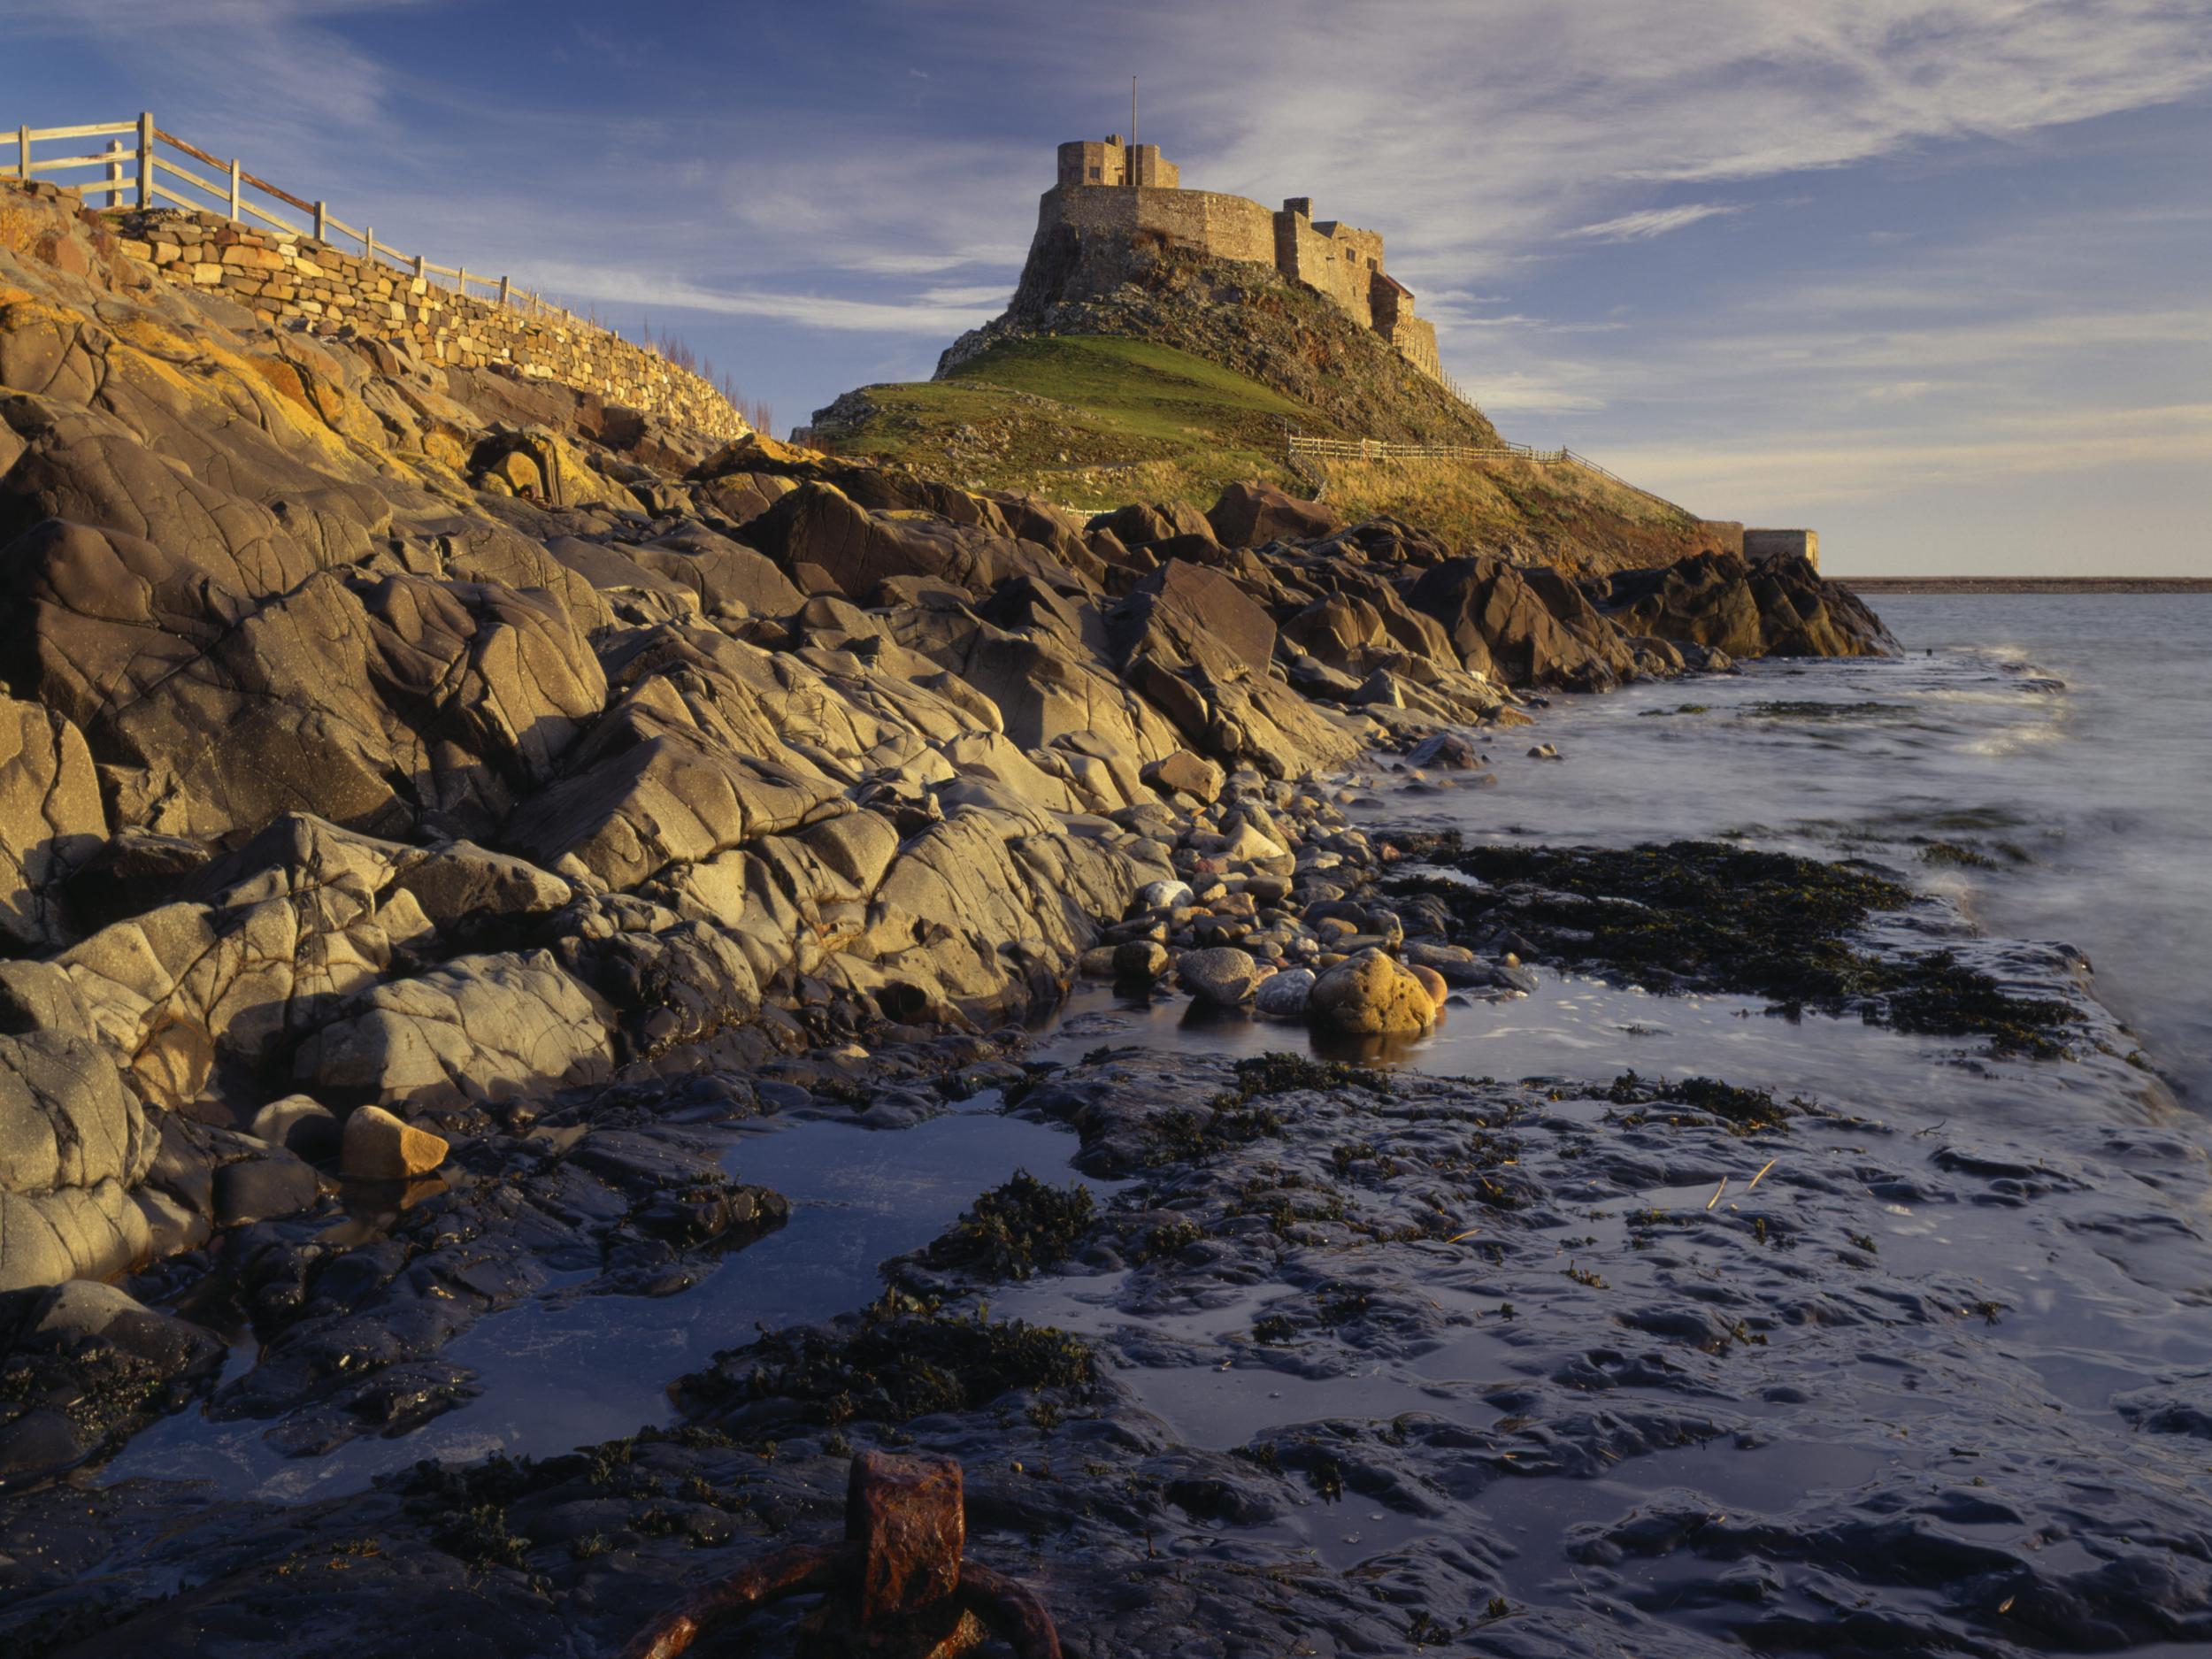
[1405,555,1635,691]
[0,179,1887,1305]
[1587,550,1899,658]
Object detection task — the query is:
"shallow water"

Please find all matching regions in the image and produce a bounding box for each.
[102,1104,1093,1500]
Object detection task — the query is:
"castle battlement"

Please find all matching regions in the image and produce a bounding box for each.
[1035,136,1441,382]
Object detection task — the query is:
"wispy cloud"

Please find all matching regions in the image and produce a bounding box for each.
[1456,371,1609,414]
[837,249,1027,276]
[1566,203,1744,242]
[917,283,1013,306]
[0,0,429,133]
[1601,403,2212,512]
[524,263,1002,335]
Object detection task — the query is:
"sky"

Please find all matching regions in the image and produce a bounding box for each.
[3,0,2208,575]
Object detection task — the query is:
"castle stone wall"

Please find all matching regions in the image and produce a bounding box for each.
[102,204,749,441]
[1048,185,1278,269]
[1390,314,1441,380]
[1274,211,1373,324]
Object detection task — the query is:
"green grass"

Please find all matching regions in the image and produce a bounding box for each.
[944,334,1309,432]
[817,334,1313,513]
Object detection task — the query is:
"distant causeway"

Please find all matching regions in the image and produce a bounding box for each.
[1840,576,2212,594]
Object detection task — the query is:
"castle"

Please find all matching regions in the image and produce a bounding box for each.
[1041,135,1443,381]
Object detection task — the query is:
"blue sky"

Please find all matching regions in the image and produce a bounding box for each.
[3,0,2208,574]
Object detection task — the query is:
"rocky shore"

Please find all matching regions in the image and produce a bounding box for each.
[0,179,2019,1656]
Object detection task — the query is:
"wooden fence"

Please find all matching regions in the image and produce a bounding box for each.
[6,112,580,325]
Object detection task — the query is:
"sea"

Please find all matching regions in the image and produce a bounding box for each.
[1423,590,2212,1106]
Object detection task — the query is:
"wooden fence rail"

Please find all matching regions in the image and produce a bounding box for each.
[1288,434,1569,465]
[6,111,568,326]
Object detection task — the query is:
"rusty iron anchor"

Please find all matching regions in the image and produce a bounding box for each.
[620,1450,1061,1659]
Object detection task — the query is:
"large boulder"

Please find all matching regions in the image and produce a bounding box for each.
[1308,949,1436,1037]
[53,816,436,1118]
[1207,480,1338,549]
[846,805,1149,1025]
[745,482,1077,602]
[0,519,603,842]
[1110,559,1277,682]
[1404,556,1633,690]
[293,949,612,1113]
[1087,499,1215,552]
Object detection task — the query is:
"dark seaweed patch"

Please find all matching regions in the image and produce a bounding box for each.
[1609,1071,1792,1134]
[1218,1053,1396,1102]
[680,1300,1094,1428]
[915,1170,1095,1282]
[1401,841,2079,1056]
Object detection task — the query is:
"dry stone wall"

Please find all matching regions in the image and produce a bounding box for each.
[104,204,749,442]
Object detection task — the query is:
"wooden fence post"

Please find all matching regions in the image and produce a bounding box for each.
[136,111,152,208]
[365,227,375,263]
[412,252,425,281]
[457,264,467,296]
[498,274,509,307]
[313,201,326,242]
[105,139,123,202]
[16,126,27,183]
[227,157,241,221]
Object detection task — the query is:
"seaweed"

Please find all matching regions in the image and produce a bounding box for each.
[1609,1071,1793,1135]
[1216,1052,1395,1103]
[916,1170,1095,1281]
[681,1301,1095,1428]
[1141,1102,1285,1165]
[1401,841,2079,1056]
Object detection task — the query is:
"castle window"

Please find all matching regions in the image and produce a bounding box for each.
[1088,167,1101,180]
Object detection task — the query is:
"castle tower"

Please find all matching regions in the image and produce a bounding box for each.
[1056,135,1179,190]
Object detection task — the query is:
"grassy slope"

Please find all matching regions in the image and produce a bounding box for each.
[815,334,1721,571]
[816,334,1306,517]
[1320,457,1716,574]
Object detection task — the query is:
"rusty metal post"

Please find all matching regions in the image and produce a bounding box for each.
[620,1451,1060,1659]
[797,1451,983,1656]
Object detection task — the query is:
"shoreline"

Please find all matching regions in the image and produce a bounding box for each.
[1836,576,2212,594]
